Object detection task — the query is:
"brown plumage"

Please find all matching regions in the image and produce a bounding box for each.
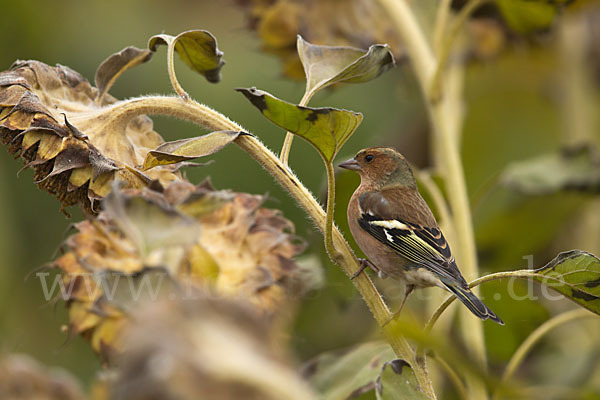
[340,147,503,324]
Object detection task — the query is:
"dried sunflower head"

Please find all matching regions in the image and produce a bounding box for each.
[110,297,316,400]
[0,57,181,215]
[52,181,319,362]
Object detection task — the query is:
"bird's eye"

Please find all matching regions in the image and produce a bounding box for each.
[365,154,374,162]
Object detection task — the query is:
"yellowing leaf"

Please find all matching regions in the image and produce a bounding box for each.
[534,250,600,315]
[297,35,395,99]
[236,87,362,162]
[148,30,225,83]
[143,130,242,170]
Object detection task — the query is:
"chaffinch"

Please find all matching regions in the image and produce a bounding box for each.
[340,147,503,324]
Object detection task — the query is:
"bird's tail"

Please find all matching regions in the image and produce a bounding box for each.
[443,284,504,325]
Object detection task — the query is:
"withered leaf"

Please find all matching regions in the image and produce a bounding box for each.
[37,142,90,182]
[143,130,242,170]
[148,30,225,83]
[88,146,119,181]
[94,46,153,101]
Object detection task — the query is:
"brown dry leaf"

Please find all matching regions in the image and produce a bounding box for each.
[0,59,180,215]
[94,46,153,102]
[235,0,404,80]
[53,181,317,362]
[0,354,86,400]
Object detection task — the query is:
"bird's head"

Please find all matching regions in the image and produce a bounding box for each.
[338,147,416,189]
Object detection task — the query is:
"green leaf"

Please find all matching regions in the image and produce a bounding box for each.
[94,46,153,101]
[236,87,362,162]
[376,360,429,400]
[143,130,242,170]
[297,35,395,99]
[304,341,394,400]
[533,250,600,315]
[500,146,600,195]
[148,30,224,83]
[496,0,560,34]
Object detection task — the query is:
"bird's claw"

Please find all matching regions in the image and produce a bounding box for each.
[351,258,376,280]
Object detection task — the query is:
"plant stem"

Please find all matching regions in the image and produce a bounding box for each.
[165,43,189,99]
[98,94,436,399]
[429,0,490,103]
[280,91,312,165]
[433,0,453,54]
[432,353,468,400]
[324,161,343,262]
[374,0,486,397]
[492,309,593,400]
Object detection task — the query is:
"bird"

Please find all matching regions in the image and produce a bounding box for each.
[339,147,503,324]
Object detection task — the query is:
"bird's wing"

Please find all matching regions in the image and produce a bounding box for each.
[357,190,467,287]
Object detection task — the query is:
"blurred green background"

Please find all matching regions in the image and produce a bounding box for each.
[1,0,599,395]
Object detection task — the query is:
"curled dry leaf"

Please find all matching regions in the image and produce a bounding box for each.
[0,354,86,400]
[53,181,317,362]
[237,87,362,162]
[235,0,403,80]
[94,46,153,102]
[143,130,243,170]
[0,58,181,214]
[111,297,316,400]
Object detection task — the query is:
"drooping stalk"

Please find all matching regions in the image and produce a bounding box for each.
[95,94,437,399]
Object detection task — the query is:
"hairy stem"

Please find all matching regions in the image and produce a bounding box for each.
[99,94,436,398]
[165,45,189,99]
[374,0,486,397]
[493,309,593,400]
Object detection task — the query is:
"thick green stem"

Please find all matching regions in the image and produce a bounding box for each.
[374,0,486,397]
[97,95,436,399]
[280,91,312,165]
[492,309,593,400]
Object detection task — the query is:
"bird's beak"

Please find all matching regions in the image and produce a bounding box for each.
[338,158,361,171]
